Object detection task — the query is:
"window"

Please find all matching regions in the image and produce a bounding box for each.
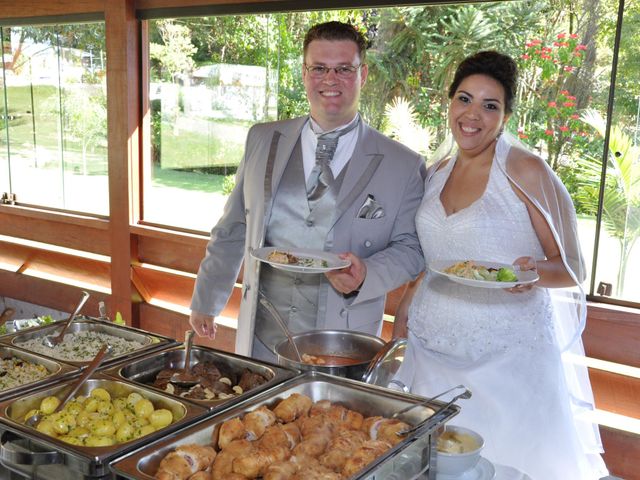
[0,23,107,215]
[141,2,639,304]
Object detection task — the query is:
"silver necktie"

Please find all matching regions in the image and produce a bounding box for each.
[307,119,359,202]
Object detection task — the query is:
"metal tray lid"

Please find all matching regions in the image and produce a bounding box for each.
[361,338,408,391]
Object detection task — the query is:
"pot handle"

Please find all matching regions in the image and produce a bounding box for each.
[0,430,63,466]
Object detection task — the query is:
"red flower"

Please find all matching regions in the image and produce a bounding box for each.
[575,44,587,51]
[548,101,557,107]
[567,95,576,100]
[574,52,582,58]
[518,133,528,139]
[571,114,580,120]
[560,90,570,95]
[553,41,561,47]
[563,102,576,107]
[570,33,579,39]
[564,66,574,72]
[545,129,554,136]
[521,54,531,60]
[559,126,569,132]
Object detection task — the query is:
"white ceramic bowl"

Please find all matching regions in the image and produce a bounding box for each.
[435,425,484,476]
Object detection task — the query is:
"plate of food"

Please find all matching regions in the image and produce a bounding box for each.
[429,259,539,288]
[251,247,351,273]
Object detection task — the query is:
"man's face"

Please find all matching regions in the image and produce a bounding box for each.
[303,39,368,131]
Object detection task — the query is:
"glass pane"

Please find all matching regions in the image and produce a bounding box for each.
[590,3,640,302]
[142,1,634,303]
[144,16,278,231]
[0,23,107,215]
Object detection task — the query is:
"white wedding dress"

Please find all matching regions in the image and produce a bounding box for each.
[396,152,606,479]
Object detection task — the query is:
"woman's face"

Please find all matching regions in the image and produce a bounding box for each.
[448,73,510,158]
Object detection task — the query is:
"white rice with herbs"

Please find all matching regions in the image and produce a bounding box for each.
[0,357,51,391]
[16,331,145,362]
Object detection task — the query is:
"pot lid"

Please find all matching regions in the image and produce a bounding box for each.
[361,337,407,390]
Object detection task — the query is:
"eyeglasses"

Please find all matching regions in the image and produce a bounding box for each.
[304,64,362,79]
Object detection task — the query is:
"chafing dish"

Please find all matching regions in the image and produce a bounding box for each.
[111,371,459,480]
[0,346,79,402]
[0,374,208,479]
[3,317,177,369]
[103,344,297,410]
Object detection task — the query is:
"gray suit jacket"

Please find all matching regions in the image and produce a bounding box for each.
[191,116,426,356]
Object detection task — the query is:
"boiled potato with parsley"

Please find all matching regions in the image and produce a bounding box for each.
[115,422,135,443]
[134,398,154,419]
[39,396,60,415]
[90,388,111,402]
[126,392,143,409]
[24,387,174,446]
[90,418,116,437]
[149,409,173,429]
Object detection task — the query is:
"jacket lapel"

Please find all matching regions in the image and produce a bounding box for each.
[331,122,383,228]
[264,116,308,212]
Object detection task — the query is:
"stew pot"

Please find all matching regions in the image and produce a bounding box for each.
[274,329,386,380]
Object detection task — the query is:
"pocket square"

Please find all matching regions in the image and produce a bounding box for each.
[357,194,385,219]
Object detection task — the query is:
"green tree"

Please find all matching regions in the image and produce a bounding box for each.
[149,20,197,82]
[62,87,107,175]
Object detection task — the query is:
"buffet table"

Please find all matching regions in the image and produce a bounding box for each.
[0,316,460,480]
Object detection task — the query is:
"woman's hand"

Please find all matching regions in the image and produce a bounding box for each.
[506,256,537,294]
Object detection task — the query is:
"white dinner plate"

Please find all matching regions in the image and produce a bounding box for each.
[251,247,351,273]
[429,260,539,289]
[436,457,496,480]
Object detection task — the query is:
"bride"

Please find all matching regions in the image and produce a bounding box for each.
[391,51,607,479]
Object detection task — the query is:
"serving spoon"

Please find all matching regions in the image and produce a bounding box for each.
[42,290,90,348]
[169,330,200,388]
[25,343,112,428]
[258,293,303,362]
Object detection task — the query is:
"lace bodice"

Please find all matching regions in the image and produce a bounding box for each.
[408,155,554,366]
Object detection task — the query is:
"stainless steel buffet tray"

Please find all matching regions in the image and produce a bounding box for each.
[1,317,177,369]
[0,374,209,479]
[102,344,297,410]
[111,371,460,480]
[0,346,79,402]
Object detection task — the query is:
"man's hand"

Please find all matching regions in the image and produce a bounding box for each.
[189,311,217,339]
[325,252,366,294]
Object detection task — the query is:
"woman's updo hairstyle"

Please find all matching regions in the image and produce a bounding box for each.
[448,51,518,114]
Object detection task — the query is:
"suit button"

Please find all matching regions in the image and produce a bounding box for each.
[291,306,297,313]
[340,308,347,316]
[364,240,372,248]
[306,219,314,226]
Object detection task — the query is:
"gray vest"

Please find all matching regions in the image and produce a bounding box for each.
[255,139,344,351]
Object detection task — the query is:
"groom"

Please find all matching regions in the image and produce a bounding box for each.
[189,21,426,360]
